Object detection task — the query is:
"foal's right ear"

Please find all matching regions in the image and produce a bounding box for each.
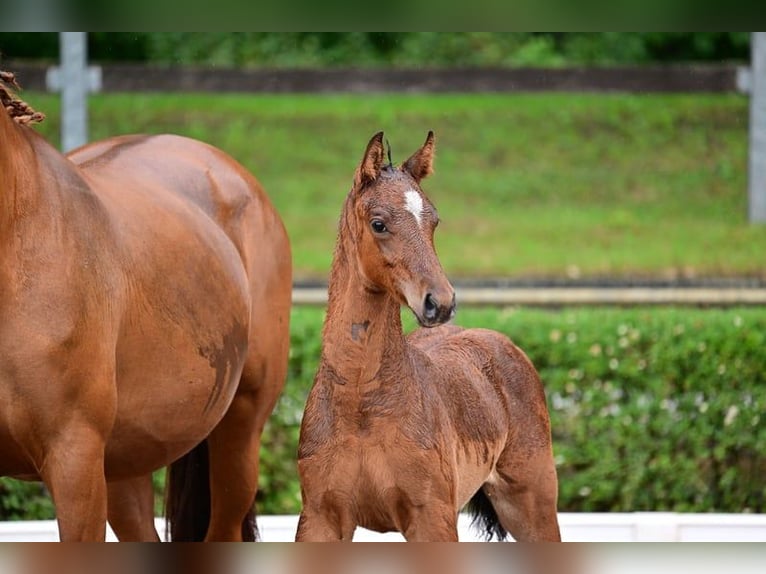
[354,131,386,189]
[402,130,435,183]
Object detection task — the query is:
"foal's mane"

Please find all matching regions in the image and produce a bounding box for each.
[0,71,45,125]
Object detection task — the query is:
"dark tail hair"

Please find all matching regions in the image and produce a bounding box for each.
[164,440,258,541]
[466,488,508,542]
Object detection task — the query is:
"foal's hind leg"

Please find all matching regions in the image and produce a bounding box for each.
[484,446,561,541]
[107,474,161,541]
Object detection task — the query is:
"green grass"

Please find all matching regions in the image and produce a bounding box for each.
[22,91,765,280]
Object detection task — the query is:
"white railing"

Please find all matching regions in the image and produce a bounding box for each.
[1,513,764,542]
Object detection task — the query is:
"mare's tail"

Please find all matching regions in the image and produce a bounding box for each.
[164,439,258,541]
[466,488,508,541]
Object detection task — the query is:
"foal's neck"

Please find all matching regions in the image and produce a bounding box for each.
[321,224,408,390]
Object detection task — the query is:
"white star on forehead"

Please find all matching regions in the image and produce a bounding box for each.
[404,189,424,226]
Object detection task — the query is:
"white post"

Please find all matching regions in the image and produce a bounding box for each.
[58,32,89,153]
[749,33,766,223]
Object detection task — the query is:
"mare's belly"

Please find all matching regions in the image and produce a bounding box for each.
[104,356,243,479]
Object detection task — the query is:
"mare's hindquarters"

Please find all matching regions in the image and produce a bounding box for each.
[69,135,291,541]
[200,171,292,542]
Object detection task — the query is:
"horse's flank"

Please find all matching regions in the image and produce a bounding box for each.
[296,132,560,542]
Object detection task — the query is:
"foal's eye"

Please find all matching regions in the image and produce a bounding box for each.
[370,219,388,234]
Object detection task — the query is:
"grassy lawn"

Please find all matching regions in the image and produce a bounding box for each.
[23,90,765,281]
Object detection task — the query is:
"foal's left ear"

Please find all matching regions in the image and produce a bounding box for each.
[402,131,435,183]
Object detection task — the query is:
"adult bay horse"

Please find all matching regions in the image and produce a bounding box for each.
[0,72,291,541]
[296,131,561,541]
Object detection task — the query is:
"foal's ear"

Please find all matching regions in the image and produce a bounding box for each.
[402,131,435,183]
[354,131,386,188]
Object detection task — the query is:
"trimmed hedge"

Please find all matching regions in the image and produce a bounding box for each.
[2,306,764,519]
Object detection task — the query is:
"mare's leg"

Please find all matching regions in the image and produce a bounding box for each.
[484,446,561,541]
[204,355,286,541]
[204,393,264,540]
[40,420,111,541]
[107,474,161,541]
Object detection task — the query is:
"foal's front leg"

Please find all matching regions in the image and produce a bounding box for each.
[403,504,460,542]
[295,509,355,541]
[295,456,357,541]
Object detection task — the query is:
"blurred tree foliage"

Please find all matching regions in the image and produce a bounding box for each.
[0,33,751,68]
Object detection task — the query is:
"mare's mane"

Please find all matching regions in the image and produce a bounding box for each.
[0,70,45,125]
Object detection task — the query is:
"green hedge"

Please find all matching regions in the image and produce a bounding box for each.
[2,306,765,520]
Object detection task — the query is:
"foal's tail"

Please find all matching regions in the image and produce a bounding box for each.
[466,489,508,541]
[164,439,257,541]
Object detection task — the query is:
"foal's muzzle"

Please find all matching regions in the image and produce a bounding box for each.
[420,291,457,327]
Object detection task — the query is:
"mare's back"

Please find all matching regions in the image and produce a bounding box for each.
[69,134,268,233]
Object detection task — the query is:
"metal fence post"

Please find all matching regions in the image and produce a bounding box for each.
[749,33,766,223]
[46,33,102,153]
[59,33,89,153]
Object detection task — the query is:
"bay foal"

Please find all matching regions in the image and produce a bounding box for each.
[296,132,561,541]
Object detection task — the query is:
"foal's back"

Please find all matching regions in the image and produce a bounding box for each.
[408,324,552,451]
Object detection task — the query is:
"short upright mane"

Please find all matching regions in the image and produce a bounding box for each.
[0,71,45,125]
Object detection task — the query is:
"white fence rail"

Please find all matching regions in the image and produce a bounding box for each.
[1,513,764,542]
[293,285,766,307]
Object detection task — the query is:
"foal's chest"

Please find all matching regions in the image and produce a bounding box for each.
[335,428,436,507]
[326,433,435,532]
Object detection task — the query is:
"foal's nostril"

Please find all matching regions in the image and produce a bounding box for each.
[424,293,438,320]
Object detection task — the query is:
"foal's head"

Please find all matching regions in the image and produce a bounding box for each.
[343,131,456,327]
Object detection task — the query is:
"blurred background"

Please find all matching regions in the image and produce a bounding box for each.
[0,33,764,540]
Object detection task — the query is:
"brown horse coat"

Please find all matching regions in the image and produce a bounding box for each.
[296,132,560,541]
[0,73,291,541]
